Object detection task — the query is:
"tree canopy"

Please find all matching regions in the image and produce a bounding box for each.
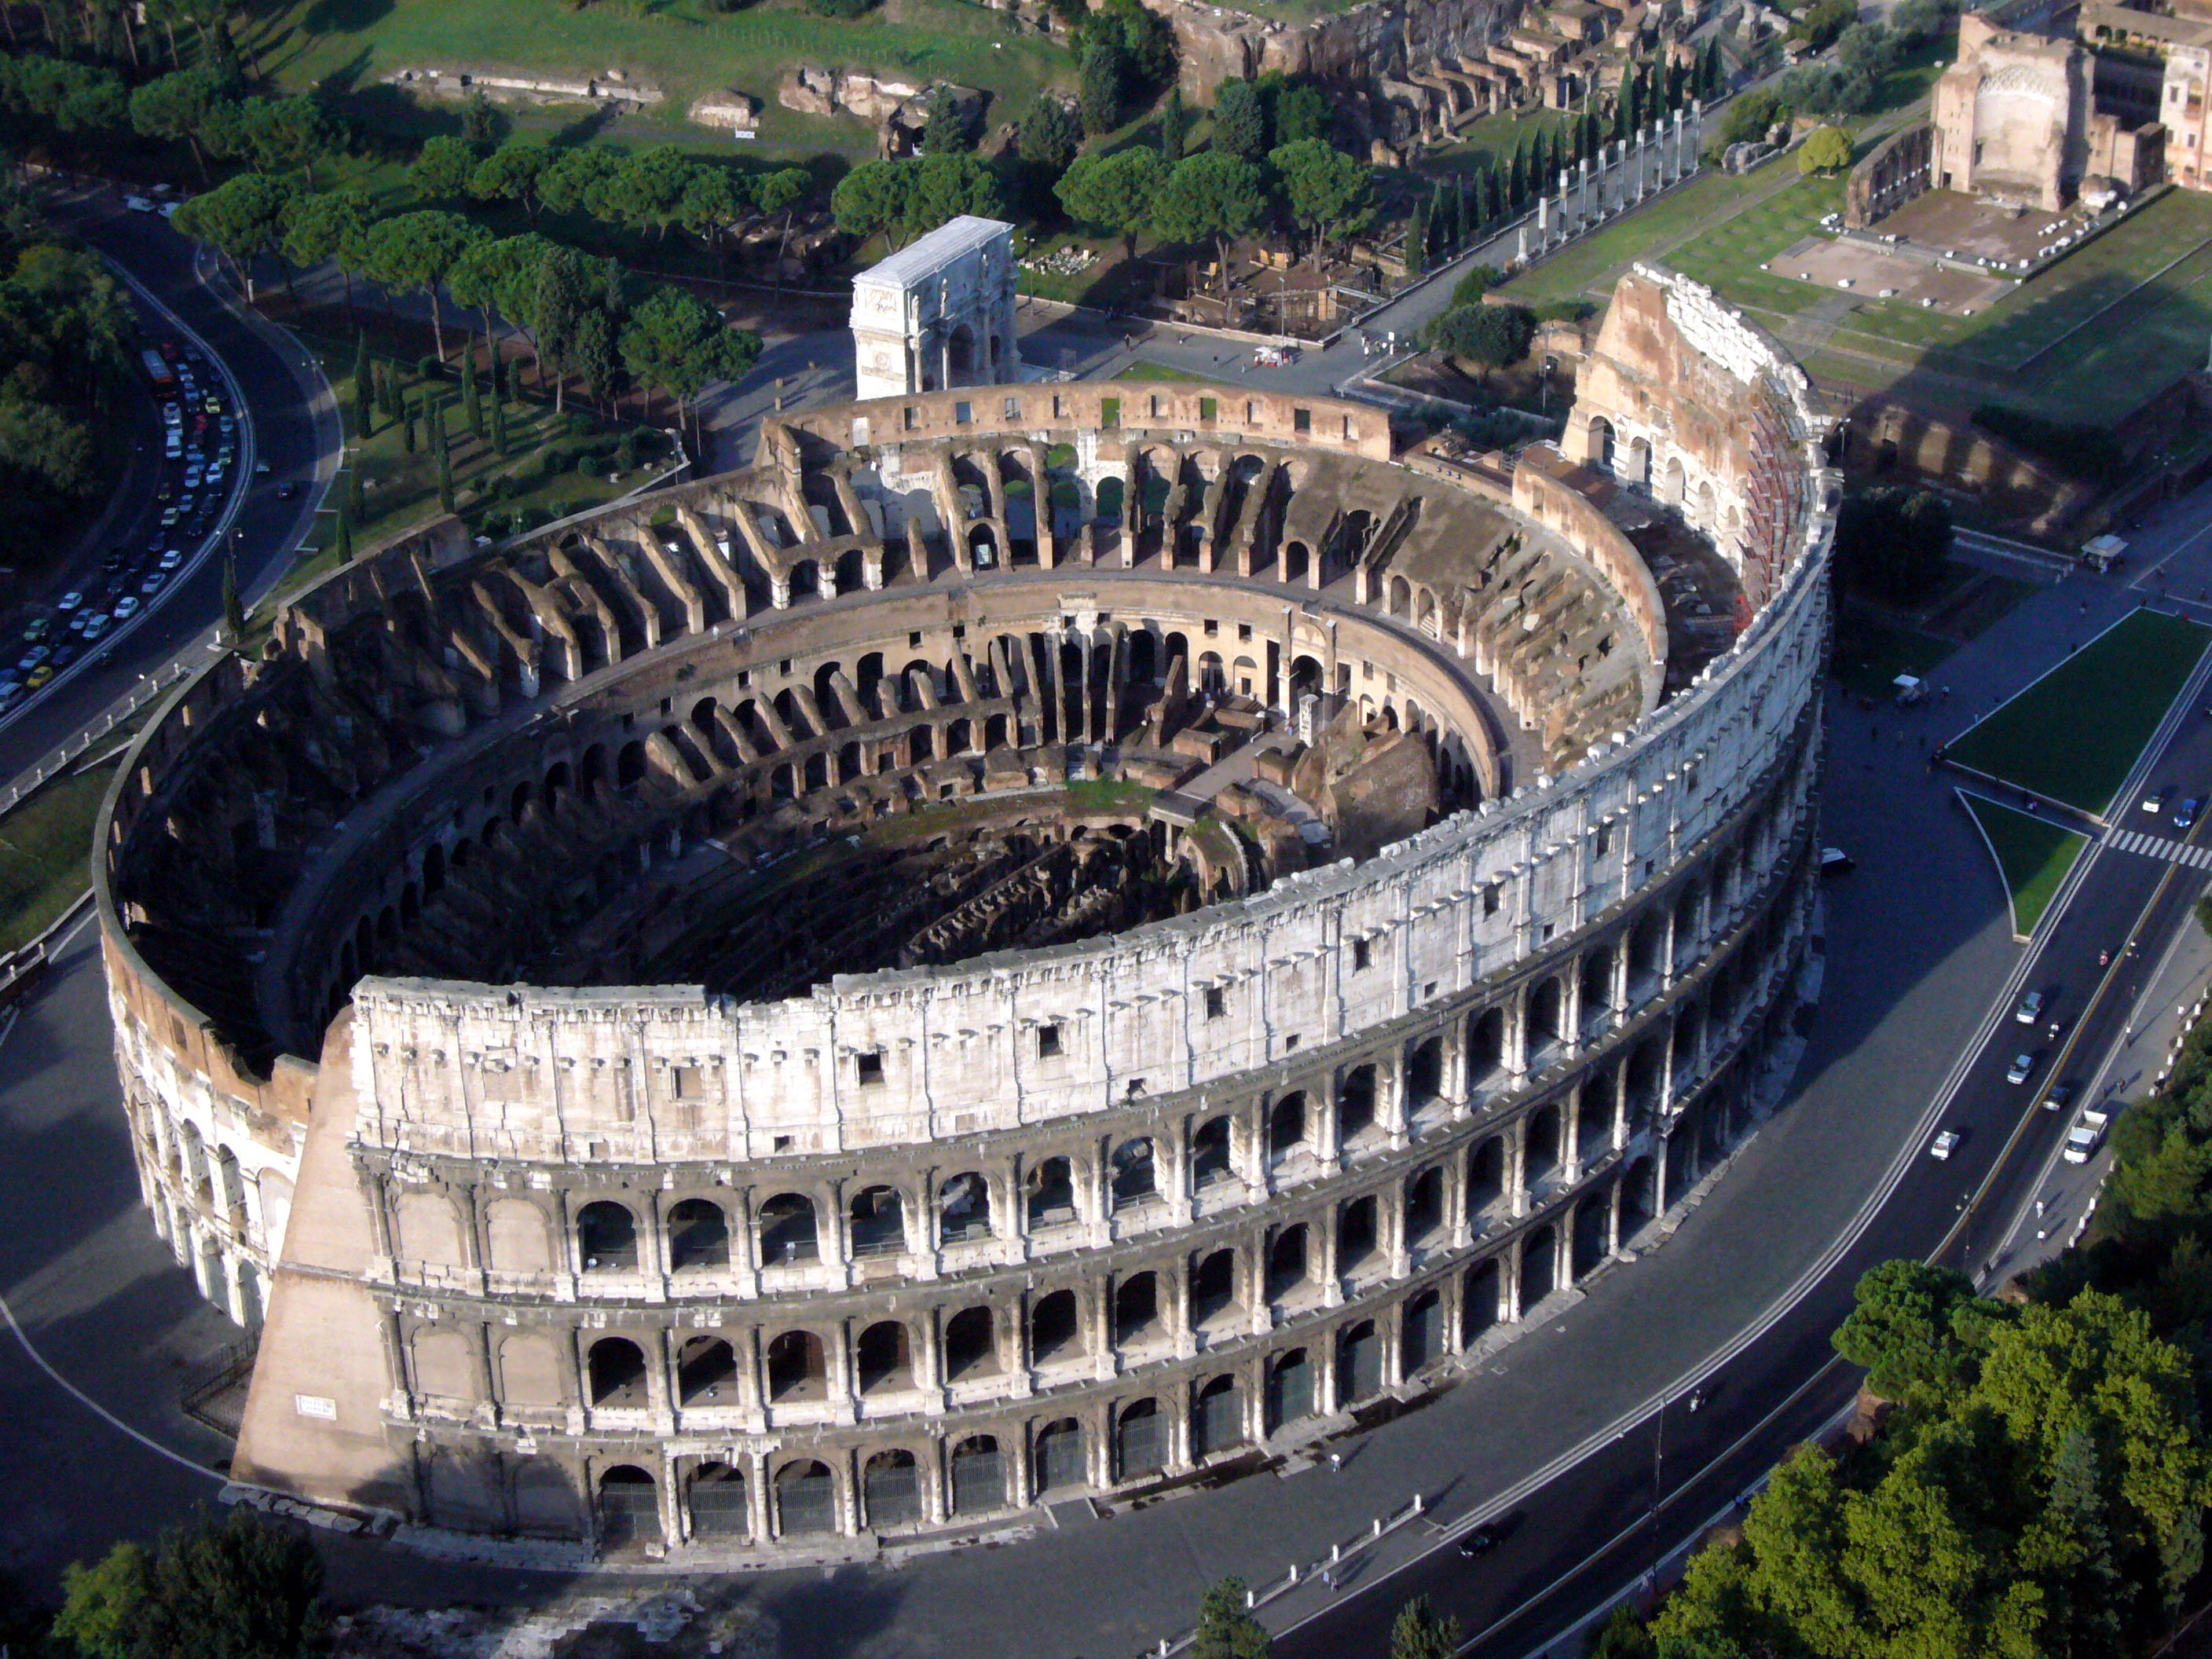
[1151,151,1267,295]
[1269,138,1375,258]
[1056,145,1170,262]
[55,1507,325,1659]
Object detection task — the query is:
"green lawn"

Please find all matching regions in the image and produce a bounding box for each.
[0,763,115,954]
[1834,613,1954,702]
[1945,610,2212,814]
[1116,361,1207,382]
[1960,791,2086,939]
[248,0,1068,159]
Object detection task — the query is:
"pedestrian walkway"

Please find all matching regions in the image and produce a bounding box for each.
[2105,826,2212,870]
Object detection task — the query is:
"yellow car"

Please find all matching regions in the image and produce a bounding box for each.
[24,665,53,689]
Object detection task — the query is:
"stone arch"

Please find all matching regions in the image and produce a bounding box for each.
[1190,1246,1238,1324]
[774,1458,837,1537]
[585,1336,648,1407]
[1403,1287,1444,1374]
[765,1329,828,1401]
[394,1189,467,1269]
[848,1184,906,1256]
[1268,1091,1309,1160]
[409,1326,477,1401]
[494,1331,566,1408]
[1521,1224,1559,1306]
[1463,1256,1502,1341]
[1031,1287,1085,1361]
[1026,1155,1076,1228]
[1113,1270,1163,1346]
[1468,1134,1507,1212]
[1109,1137,1157,1208]
[757,1192,819,1265]
[575,1199,639,1273]
[1115,1397,1166,1480]
[1035,1417,1086,1493]
[1337,1064,1377,1142]
[666,1197,729,1270]
[676,1335,737,1406]
[862,1446,921,1529]
[1192,1372,1243,1457]
[1266,1223,1309,1299]
[949,1434,1005,1514]
[1337,1319,1382,1404]
[688,1461,749,1539]
[943,1305,999,1380]
[855,1320,914,1393]
[937,1170,992,1242]
[1191,1115,1233,1188]
[1266,1346,1314,1430]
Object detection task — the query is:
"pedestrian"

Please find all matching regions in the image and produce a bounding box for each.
[1328,1451,1342,1472]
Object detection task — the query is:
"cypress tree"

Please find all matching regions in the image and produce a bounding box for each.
[492,387,510,457]
[221,548,244,640]
[335,504,353,564]
[346,461,364,520]
[1431,184,1453,255]
[402,394,417,455]
[463,351,484,441]
[1160,86,1188,160]
[1456,174,1471,242]
[1406,199,1429,275]
[437,422,456,515]
[1487,163,1504,223]
[1509,137,1528,207]
[352,333,372,438]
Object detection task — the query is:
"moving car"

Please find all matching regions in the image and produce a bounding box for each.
[2064,1107,2111,1165]
[2006,1051,2038,1085]
[113,595,139,619]
[158,548,182,570]
[14,645,48,673]
[2179,798,2201,830]
[140,571,167,596]
[1930,1130,1961,1160]
[80,613,109,641]
[1457,1522,1503,1558]
[2144,789,2167,814]
[2016,990,2045,1024]
[24,665,52,689]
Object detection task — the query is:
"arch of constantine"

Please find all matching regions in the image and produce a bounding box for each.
[96,265,1839,1556]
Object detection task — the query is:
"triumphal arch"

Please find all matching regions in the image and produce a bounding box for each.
[850,214,1020,401]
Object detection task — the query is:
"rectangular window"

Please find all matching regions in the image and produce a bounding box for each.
[1149,394,1161,419]
[1037,1022,1063,1059]
[1200,397,1218,422]
[1101,397,1119,428]
[1594,822,1613,857]
[1004,396,1021,419]
[856,1050,884,1086]
[1353,937,1372,972]
[1204,987,1226,1020]
[903,406,917,431]
[672,1064,702,1099]
[1295,407,1312,434]
[1482,882,1502,917]
[954,400,972,426]
[1237,623,1253,641]
[1204,619,1219,637]
[1343,416,1354,440]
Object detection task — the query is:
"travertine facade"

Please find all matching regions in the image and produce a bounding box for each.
[849,216,1018,402]
[99,269,1836,1557]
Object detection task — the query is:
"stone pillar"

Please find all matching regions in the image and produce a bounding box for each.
[1386,1180,1411,1279]
[1508,1120,1530,1218]
[1317,1204,1344,1307]
[1517,224,1529,265]
[1171,1262,1195,1359]
[1536,194,1551,247]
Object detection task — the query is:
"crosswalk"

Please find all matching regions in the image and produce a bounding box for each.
[2107,826,2212,870]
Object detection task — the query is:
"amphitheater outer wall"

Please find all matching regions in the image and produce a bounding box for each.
[97,271,1840,1552]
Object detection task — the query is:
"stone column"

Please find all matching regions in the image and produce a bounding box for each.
[1536,194,1551,247]
[1517,224,1530,265]
[1317,1205,1344,1307]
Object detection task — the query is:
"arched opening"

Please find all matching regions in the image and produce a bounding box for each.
[616,741,646,791]
[1468,1135,1507,1213]
[862,1448,921,1529]
[775,1459,837,1537]
[586,1338,647,1408]
[1403,1288,1443,1374]
[1109,1137,1156,1209]
[1621,1155,1658,1235]
[687,1462,748,1539]
[1035,1418,1086,1493]
[598,1465,657,1547]
[943,1306,998,1380]
[1113,1272,1162,1346]
[1337,1065,1377,1144]
[1337,1193,1379,1275]
[1190,1247,1238,1325]
[1580,949,1616,1039]
[757,1192,819,1265]
[1573,1194,1611,1280]
[1026,1157,1077,1229]
[764,1330,827,1402]
[1579,1070,1617,1163]
[1266,1224,1309,1301]
[855,1320,914,1394]
[666,1198,728,1271]
[848,1185,906,1257]
[1405,1165,1445,1246]
[950,1434,1005,1515]
[1406,1038,1444,1113]
[1463,1257,1502,1342]
[1031,1288,1084,1362]
[576,1201,638,1273]
[1525,1105,1565,1188]
[676,1335,736,1406]
[1192,1374,1243,1457]
[938,1170,992,1243]
[1192,1115,1233,1188]
[1588,415,1617,471]
[1268,1092,1309,1162]
[1526,979,1565,1061]
[1522,1225,1558,1306]
[1115,1398,1165,1480]
[1266,1347,1313,1431]
[1467,1006,1506,1093]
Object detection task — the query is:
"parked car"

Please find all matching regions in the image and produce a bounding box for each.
[113,595,139,619]
[24,665,51,689]
[140,571,167,596]
[123,194,156,214]
[14,645,49,673]
[158,548,182,570]
[2064,1106,2111,1165]
[80,613,109,640]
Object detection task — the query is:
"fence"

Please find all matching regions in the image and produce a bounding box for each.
[0,656,196,821]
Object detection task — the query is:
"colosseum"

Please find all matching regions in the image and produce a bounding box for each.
[95,265,1837,1557]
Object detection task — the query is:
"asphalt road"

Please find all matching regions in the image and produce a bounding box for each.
[0,185,339,786]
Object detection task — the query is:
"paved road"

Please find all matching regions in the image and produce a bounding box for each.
[0,185,339,787]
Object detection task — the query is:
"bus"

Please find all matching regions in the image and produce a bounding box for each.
[140,348,174,389]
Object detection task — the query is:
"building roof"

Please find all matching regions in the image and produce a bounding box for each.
[854,216,1013,289]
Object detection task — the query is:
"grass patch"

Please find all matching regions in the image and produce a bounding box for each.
[1834,613,1953,701]
[249,0,1068,160]
[1945,609,2211,814]
[1115,361,1207,382]
[0,763,115,954]
[1960,792,2086,938]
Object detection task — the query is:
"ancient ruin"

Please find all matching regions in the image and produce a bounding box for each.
[98,266,1836,1558]
[850,216,1020,401]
